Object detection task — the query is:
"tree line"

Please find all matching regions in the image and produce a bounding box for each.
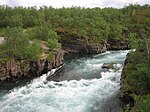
[0,4,149,42]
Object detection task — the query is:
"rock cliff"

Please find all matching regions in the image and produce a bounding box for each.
[58,31,108,54]
[119,53,134,108]
[0,50,64,82]
[107,38,129,50]
[58,31,129,54]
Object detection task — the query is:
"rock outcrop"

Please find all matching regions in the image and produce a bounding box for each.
[58,31,107,54]
[58,31,129,55]
[0,50,64,82]
[101,63,112,69]
[107,38,129,50]
[0,37,5,45]
[119,53,134,107]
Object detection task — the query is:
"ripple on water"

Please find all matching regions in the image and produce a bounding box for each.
[0,50,129,112]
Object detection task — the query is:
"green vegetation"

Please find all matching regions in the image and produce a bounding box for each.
[0,5,132,43]
[0,27,42,60]
[122,5,150,111]
[0,26,61,61]
[0,4,150,43]
[133,95,150,112]
[123,49,150,111]
[0,4,150,111]
[47,38,61,51]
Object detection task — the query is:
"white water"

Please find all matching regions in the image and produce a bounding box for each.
[0,50,129,112]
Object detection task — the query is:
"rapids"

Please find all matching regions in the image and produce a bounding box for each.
[0,50,129,112]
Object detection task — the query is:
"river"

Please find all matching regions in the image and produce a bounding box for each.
[0,50,128,112]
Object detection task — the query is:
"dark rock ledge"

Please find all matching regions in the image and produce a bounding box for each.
[119,53,135,108]
[58,31,129,55]
[0,50,64,83]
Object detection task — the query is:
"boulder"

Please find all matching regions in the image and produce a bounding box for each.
[102,63,117,70]
[101,63,112,69]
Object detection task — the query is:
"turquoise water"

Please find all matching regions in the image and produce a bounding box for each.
[0,50,128,112]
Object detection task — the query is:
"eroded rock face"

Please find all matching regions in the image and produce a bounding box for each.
[58,31,130,55]
[58,31,108,54]
[0,50,64,82]
[107,38,129,50]
[119,53,134,107]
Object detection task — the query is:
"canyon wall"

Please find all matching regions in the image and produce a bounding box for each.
[0,50,64,82]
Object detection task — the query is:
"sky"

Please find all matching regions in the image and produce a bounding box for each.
[0,0,150,8]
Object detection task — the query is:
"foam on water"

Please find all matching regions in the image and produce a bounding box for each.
[0,50,129,112]
[0,72,121,112]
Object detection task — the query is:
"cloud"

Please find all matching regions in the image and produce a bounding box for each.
[0,0,150,8]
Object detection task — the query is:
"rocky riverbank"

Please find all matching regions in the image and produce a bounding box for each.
[58,30,129,54]
[119,47,150,112]
[0,31,130,84]
[119,53,135,108]
[0,50,64,82]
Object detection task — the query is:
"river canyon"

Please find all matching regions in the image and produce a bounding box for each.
[0,50,129,112]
